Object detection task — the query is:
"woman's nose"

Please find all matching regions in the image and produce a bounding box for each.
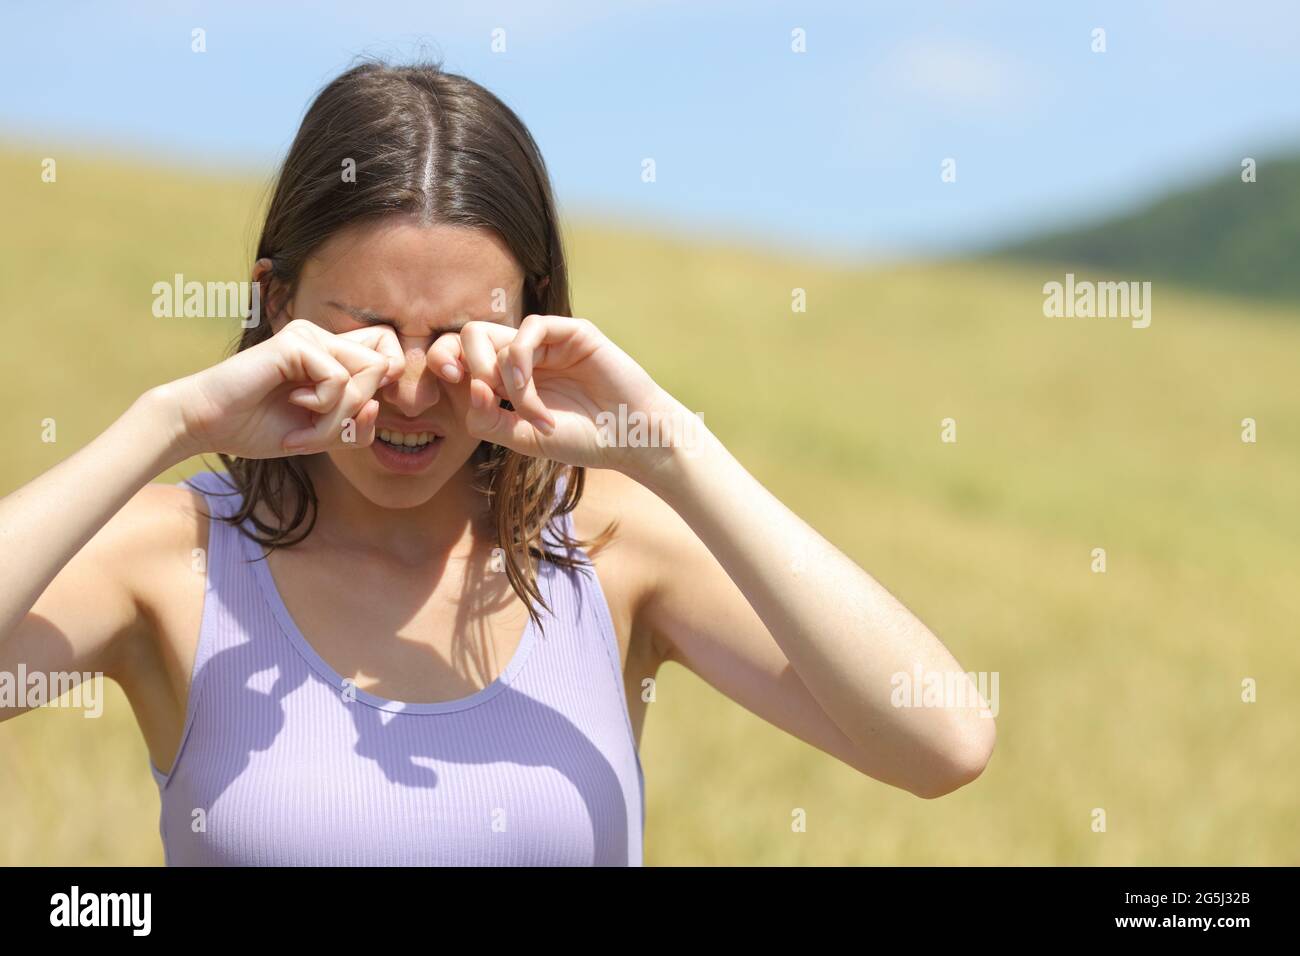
[379,343,441,414]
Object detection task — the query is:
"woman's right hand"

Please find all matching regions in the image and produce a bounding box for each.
[164,319,407,459]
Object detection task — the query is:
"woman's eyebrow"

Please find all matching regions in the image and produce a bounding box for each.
[325,300,403,327]
[324,300,483,336]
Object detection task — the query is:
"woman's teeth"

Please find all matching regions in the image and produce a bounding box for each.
[378,429,436,451]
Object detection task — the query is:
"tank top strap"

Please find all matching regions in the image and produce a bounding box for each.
[180,467,253,591]
[537,466,625,695]
[181,467,242,513]
[151,468,257,789]
[534,465,645,838]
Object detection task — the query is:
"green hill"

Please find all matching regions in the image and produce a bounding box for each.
[2,143,1298,865]
[996,152,1300,306]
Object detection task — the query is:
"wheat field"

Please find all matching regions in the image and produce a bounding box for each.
[1,145,1296,865]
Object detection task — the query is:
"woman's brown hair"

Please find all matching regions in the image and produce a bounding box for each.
[216,57,608,627]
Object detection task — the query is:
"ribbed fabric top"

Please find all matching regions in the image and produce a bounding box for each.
[149,469,645,866]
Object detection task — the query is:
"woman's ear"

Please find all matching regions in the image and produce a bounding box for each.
[252,257,292,332]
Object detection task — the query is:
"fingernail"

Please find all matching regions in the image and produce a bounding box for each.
[511,365,525,390]
[441,363,461,382]
[534,417,555,436]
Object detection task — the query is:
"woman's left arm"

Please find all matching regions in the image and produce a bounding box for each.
[438,314,996,799]
[625,410,996,799]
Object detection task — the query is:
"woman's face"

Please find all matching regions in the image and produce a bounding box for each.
[273,216,526,510]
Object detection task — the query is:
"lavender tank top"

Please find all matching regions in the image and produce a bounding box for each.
[149,469,645,866]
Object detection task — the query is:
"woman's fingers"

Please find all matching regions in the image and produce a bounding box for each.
[458,321,513,399]
[276,320,395,451]
[278,335,351,415]
[268,313,615,459]
[500,313,547,385]
[508,315,597,372]
[497,314,582,432]
[495,343,554,434]
[283,396,379,452]
[279,315,594,452]
[464,377,547,455]
[456,321,539,429]
[287,385,321,408]
[426,331,466,384]
[461,317,592,434]
[335,325,407,387]
[299,321,401,393]
[282,372,377,451]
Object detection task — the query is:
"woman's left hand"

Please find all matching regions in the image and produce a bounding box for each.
[426,314,700,476]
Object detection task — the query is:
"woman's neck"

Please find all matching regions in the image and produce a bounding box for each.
[287,457,494,566]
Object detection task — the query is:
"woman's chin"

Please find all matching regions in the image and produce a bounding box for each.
[325,448,464,510]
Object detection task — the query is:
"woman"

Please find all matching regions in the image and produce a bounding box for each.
[0,59,994,866]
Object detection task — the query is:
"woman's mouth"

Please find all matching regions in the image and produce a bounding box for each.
[371,427,443,473]
[377,428,436,452]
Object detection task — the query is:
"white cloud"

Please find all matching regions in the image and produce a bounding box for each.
[871,36,1032,113]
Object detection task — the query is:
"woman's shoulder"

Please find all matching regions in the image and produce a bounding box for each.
[176,468,243,513]
[568,468,687,672]
[570,466,697,596]
[572,466,689,545]
[59,477,211,670]
[99,478,212,569]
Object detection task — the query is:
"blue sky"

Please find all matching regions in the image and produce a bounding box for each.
[3,0,1299,261]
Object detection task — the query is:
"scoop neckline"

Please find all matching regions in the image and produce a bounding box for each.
[243,528,546,715]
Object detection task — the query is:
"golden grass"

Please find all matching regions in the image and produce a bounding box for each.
[1,143,1296,865]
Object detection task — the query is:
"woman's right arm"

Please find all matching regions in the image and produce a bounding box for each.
[0,386,197,719]
[0,319,406,721]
